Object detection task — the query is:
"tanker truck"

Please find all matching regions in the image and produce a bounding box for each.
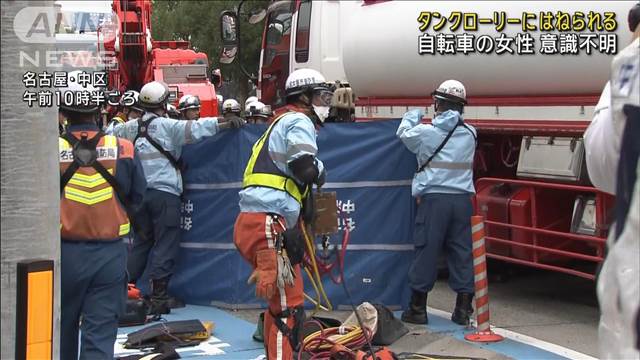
[221,0,634,280]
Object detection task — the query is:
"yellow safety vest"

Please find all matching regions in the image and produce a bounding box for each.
[242,112,310,204]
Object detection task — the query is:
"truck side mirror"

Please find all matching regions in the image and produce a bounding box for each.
[266,20,284,45]
[219,11,238,64]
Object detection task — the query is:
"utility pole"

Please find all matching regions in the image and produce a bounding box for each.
[1,1,60,358]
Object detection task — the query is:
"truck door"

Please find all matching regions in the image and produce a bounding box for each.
[259,1,294,108]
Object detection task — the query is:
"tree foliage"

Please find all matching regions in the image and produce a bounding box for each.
[151,0,267,102]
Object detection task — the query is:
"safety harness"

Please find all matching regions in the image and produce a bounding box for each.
[134,115,187,199]
[242,112,310,204]
[59,131,132,216]
[269,305,305,352]
[417,119,477,173]
[134,115,184,171]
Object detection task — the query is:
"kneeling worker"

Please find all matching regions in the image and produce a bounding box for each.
[396,80,477,326]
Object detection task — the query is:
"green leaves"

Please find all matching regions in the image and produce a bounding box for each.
[151,0,266,100]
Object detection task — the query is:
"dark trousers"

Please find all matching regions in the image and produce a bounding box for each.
[127,188,182,282]
[61,240,127,360]
[408,193,474,294]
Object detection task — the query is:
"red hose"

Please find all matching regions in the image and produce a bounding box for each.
[303,211,351,284]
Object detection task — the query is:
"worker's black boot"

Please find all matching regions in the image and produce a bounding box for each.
[163,276,185,309]
[401,289,428,324]
[451,293,474,326]
[149,278,171,316]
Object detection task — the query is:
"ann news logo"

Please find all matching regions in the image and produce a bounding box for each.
[13,6,119,69]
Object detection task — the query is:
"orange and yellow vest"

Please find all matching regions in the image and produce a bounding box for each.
[59,132,133,240]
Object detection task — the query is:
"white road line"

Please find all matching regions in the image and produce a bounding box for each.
[426,307,598,360]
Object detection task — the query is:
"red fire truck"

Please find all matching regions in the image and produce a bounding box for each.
[100,0,220,115]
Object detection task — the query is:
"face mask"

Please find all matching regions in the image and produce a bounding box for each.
[313,105,330,123]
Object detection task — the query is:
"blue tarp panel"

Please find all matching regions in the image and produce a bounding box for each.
[163,120,417,309]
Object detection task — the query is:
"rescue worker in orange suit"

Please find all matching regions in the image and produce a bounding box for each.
[59,71,146,359]
[234,68,331,359]
[397,80,477,326]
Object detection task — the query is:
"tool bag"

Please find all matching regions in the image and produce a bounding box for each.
[118,299,149,327]
[371,304,409,346]
[124,320,210,349]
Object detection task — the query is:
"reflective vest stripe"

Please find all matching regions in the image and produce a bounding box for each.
[103,135,117,147]
[67,169,114,188]
[243,173,306,202]
[59,137,70,149]
[119,223,130,236]
[242,113,309,204]
[64,186,113,205]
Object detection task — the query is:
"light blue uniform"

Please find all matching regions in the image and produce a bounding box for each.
[397,109,477,294]
[396,109,476,196]
[108,112,221,283]
[108,113,220,195]
[239,112,324,227]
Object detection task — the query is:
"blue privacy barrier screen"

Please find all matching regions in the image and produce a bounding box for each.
[167,120,418,309]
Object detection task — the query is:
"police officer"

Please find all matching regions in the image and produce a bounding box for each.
[234,68,331,360]
[397,80,477,326]
[108,81,245,314]
[59,71,147,359]
[178,94,201,120]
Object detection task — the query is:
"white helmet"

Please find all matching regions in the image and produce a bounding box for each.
[285,68,329,97]
[178,94,201,111]
[432,79,467,105]
[139,81,170,110]
[259,104,273,118]
[245,96,259,107]
[59,70,100,113]
[246,101,265,116]
[222,99,241,114]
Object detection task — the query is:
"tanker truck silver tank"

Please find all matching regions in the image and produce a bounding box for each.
[341,1,633,98]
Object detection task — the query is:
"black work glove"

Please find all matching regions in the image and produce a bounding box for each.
[301,190,315,225]
[220,115,245,130]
